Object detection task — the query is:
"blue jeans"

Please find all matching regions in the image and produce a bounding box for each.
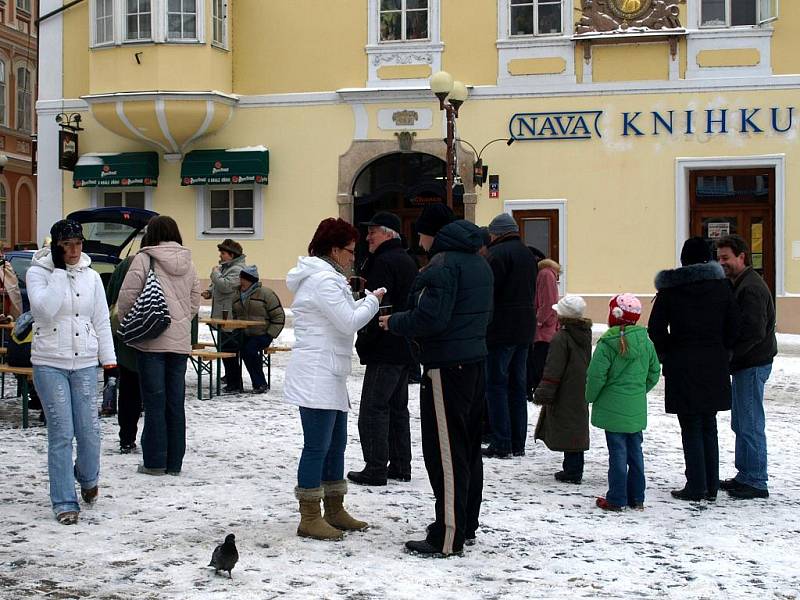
[731,364,771,490]
[242,335,271,388]
[605,431,646,507]
[137,352,188,473]
[33,365,100,516]
[297,407,347,489]
[486,344,529,454]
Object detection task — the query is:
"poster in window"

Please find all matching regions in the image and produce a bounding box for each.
[707,222,730,239]
[59,130,79,171]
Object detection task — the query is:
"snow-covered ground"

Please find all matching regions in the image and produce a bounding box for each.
[1,324,799,600]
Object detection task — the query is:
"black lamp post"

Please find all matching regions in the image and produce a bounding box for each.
[430,71,468,210]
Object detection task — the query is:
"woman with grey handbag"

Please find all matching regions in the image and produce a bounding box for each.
[118,216,201,476]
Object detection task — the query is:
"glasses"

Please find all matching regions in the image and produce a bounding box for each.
[340,247,355,256]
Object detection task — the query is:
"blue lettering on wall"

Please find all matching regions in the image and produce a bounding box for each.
[509,111,603,141]
[622,112,644,136]
[508,107,795,140]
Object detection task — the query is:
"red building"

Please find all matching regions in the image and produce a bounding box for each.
[0,0,36,250]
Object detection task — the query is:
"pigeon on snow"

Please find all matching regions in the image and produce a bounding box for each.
[208,533,239,578]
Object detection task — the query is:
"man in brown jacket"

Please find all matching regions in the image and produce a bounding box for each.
[230,265,285,393]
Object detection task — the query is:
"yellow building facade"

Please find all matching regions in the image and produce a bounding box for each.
[38,0,800,330]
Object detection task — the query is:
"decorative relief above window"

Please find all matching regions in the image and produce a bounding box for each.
[366,0,442,87]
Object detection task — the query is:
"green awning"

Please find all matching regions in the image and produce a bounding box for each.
[180,148,269,186]
[73,152,159,188]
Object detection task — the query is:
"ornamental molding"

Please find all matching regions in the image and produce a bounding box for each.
[371,52,434,67]
[576,0,682,35]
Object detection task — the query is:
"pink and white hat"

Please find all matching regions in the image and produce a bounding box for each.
[608,293,642,327]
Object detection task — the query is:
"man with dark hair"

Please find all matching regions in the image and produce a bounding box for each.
[349,211,418,486]
[380,203,493,557]
[716,234,777,500]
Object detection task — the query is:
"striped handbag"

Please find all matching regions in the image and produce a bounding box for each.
[118,256,171,344]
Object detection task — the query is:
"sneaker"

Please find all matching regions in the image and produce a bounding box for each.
[137,464,166,476]
[595,497,624,512]
[404,539,463,558]
[481,446,510,459]
[554,471,582,484]
[80,486,98,504]
[705,492,718,502]
[223,384,244,394]
[628,502,645,511]
[720,478,745,491]
[252,385,269,394]
[670,487,705,502]
[727,484,769,500]
[120,443,137,454]
[347,469,387,486]
[166,471,181,477]
[56,511,79,525]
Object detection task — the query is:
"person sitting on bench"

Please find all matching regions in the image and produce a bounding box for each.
[229,265,285,394]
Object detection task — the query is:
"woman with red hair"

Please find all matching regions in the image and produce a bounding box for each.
[285,218,384,540]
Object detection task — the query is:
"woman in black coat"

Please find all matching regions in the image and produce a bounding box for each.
[648,237,740,502]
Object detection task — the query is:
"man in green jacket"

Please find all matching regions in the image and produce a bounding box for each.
[230,265,285,393]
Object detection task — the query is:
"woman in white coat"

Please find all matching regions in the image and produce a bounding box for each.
[285,217,383,540]
[26,220,116,525]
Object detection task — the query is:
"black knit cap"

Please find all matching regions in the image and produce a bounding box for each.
[50,219,84,243]
[680,236,712,266]
[416,203,454,237]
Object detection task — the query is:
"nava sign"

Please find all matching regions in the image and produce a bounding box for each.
[509,111,603,141]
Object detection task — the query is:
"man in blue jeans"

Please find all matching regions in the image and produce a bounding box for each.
[483,214,538,458]
[716,235,777,500]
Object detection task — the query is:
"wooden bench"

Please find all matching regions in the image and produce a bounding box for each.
[261,346,292,390]
[190,350,236,400]
[0,364,33,428]
[192,342,216,350]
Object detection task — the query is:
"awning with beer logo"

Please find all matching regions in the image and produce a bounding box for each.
[73,152,159,188]
[180,147,269,186]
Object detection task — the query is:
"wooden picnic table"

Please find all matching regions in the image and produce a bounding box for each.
[199,318,265,395]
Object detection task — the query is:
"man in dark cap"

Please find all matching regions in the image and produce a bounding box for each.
[483,213,538,459]
[349,211,418,486]
[380,203,493,557]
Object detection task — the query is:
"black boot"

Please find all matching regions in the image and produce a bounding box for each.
[346,469,387,486]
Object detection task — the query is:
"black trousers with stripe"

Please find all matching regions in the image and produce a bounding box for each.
[421,362,484,555]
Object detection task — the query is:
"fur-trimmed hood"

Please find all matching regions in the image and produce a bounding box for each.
[654,262,725,291]
[538,258,561,273]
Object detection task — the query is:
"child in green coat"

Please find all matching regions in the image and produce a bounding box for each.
[586,294,660,511]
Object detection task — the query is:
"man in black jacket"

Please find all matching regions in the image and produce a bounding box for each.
[380,203,493,557]
[716,234,777,500]
[349,212,418,486]
[483,213,538,458]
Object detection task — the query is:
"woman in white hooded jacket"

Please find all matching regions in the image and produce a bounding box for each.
[26,219,116,525]
[285,218,383,541]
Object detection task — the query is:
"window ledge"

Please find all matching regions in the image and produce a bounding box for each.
[497,37,572,50]
[691,27,774,39]
[202,229,256,236]
[211,41,229,52]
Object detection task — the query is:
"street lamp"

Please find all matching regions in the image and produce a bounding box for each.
[430,71,468,210]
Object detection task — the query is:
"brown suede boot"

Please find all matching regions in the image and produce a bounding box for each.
[295,486,343,541]
[322,480,369,531]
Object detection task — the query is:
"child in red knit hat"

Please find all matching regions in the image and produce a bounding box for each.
[586,294,661,511]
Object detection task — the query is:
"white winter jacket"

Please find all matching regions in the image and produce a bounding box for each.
[26,248,116,370]
[283,256,379,411]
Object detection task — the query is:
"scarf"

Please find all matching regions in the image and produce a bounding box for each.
[240,282,262,305]
[320,255,348,277]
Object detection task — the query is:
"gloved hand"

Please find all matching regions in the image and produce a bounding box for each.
[50,242,67,270]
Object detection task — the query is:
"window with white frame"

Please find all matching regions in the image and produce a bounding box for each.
[97,189,146,233]
[212,0,226,46]
[700,0,778,27]
[0,183,6,243]
[126,0,152,41]
[95,0,114,45]
[510,0,563,36]
[16,66,31,132]
[379,0,429,42]
[16,0,30,13]
[0,63,5,126]
[167,0,197,40]
[207,188,255,232]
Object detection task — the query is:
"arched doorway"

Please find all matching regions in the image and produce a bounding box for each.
[352,152,464,267]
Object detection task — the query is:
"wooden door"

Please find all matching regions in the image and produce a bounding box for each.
[511,209,559,260]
